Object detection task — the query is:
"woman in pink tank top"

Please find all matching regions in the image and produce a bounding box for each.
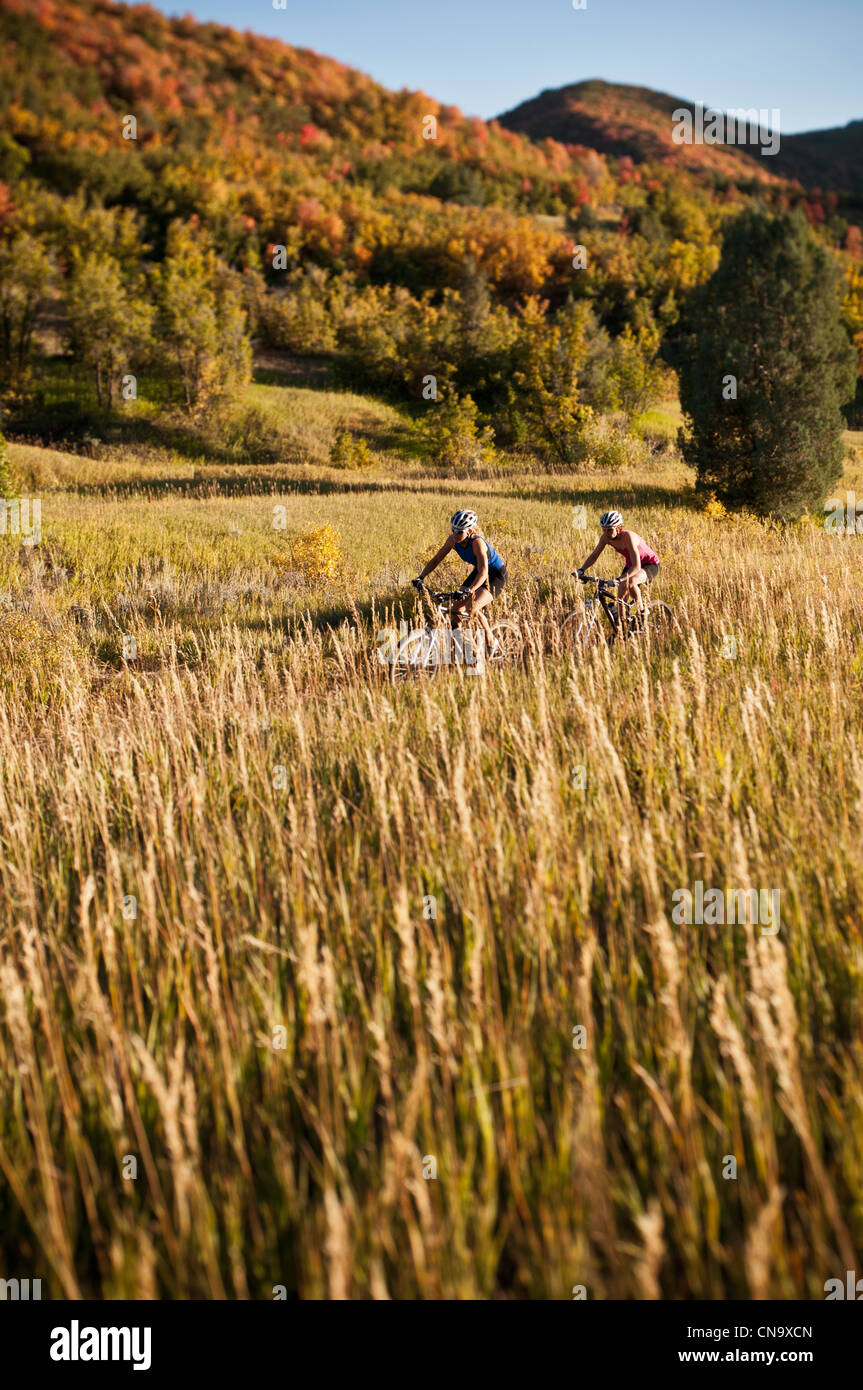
[576,509,660,614]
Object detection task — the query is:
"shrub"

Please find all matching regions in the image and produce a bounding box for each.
[505,299,593,466]
[424,391,497,472]
[605,324,666,419]
[579,414,648,471]
[338,283,460,396]
[280,523,346,585]
[702,490,728,519]
[329,431,374,469]
[0,607,80,700]
[215,404,278,463]
[262,273,338,354]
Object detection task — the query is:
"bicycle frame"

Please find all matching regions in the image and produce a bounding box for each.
[572,573,669,651]
[400,583,487,671]
[573,573,660,652]
[415,583,472,628]
[389,582,523,679]
[581,576,627,635]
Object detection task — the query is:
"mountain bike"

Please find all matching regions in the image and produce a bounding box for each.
[387,581,523,682]
[559,573,677,654]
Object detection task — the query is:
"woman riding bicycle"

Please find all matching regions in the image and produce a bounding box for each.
[577,510,659,614]
[414,509,508,651]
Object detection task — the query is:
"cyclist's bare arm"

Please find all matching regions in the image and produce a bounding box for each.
[579,536,607,571]
[418,535,455,580]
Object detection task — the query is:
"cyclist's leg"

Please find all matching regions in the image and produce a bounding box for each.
[470,586,494,654]
[632,569,649,610]
[478,568,508,652]
[618,568,648,614]
[451,567,478,625]
[636,564,659,618]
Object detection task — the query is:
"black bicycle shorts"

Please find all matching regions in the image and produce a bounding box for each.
[464,565,507,598]
[622,563,659,582]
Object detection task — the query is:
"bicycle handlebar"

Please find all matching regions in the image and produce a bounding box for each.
[413,581,468,603]
[573,572,617,590]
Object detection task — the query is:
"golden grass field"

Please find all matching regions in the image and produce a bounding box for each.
[1,395,862,1299]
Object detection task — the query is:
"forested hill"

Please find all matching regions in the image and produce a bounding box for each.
[0,0,635,229]
[498,80,863,197]
[497,80,780,180]
[2,0,856,245]
[0,0,860,442]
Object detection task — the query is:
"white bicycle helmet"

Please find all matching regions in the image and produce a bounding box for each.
[451,509,478,532]
[600,510,622,528]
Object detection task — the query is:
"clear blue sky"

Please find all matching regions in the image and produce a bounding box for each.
[151,0,861,134]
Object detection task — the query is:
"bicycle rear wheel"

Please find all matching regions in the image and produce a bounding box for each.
[630,601,678,643]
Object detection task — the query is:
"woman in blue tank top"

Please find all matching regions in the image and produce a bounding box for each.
[414,509,508,649]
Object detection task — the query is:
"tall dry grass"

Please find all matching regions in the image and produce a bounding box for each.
[0,460,862,1298]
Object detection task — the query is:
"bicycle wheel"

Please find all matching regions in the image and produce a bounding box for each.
[390,628,440,683]
[630,601,678,643]
[559,606,608,655]
[488,619,523,667]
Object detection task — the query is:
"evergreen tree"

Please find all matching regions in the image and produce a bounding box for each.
[664,209,856,515]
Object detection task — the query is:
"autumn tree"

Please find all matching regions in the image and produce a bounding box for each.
[505,298,592,465]
[0,231,53,392]
[64,254,153,408]
[155,222,251,409]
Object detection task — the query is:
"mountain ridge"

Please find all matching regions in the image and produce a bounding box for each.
[497,78,863,194]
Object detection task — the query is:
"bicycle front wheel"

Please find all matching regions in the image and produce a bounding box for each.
[488,620,524,667]
[390,628,440,683]
[559,607,608,655]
